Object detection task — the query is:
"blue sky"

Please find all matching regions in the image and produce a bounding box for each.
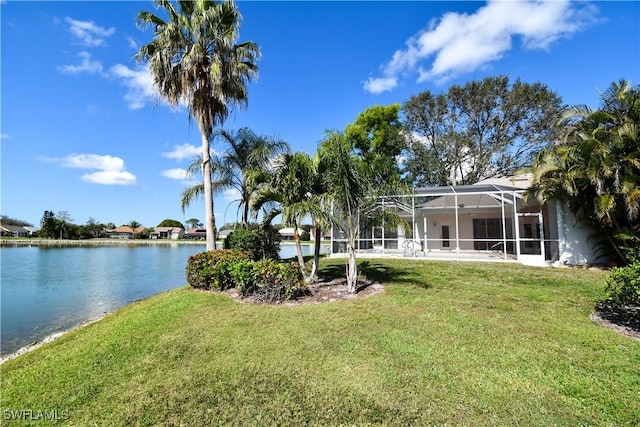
[2,1,638,229]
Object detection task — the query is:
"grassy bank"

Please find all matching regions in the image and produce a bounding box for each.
[1,260,638,425]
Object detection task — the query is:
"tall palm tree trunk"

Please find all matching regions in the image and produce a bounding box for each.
[309,223,322,282]
[202,134,217,251]
[293,221,307,279]
[347,232,358,293]
[346,217,358,293]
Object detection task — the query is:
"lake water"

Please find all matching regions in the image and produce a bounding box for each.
[0,243,327,356]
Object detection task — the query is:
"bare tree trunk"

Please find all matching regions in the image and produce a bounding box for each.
[346,224,358,294]
[309,223,322,282]
[202,133,217,251]
[293,221,307,279]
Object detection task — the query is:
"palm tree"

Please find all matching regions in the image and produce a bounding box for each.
[128,220,141,240]
[253,151,324,279]
[136,0,260,251]
[321,131,409,293]
[529,79,640,263]
[181,127,289,229]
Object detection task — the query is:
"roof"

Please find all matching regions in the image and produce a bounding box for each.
[153,227,183,232]
[186,228,207,235]
[111,225,146,234]
[278,227,304,235]
[1,225,29,233]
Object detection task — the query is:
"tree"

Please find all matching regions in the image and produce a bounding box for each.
[0,215,33,227]
[128,220,141,240]
[83,217,105,239]
[40,210,56,239]
[136,0,260,251]
[157,219,184,229]
[345,104,405,184]
[321,130,408,293]
[402,75,563,186]
[529,79,640,264]
[252,151,323,279]
[181,127,288,229]
[186,218,202,229]
[56,211,73,240]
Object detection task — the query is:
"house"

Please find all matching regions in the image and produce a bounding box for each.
[150,227,184,240]
[185,228,207,239]
[330,174,598,266]
[1,225,30,237]
[278,227,305,241]
[107,225,146,239]
[23,226,40,236]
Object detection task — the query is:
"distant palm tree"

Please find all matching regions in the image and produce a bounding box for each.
[181,127,288,229]
[136,0,260,251]
[128,220,141,240]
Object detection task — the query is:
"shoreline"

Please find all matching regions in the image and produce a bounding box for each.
[0,314,110,365]
[0,239,324,247]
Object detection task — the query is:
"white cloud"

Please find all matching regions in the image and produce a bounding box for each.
[65,17,115,47]
[109,64,156,110]
[82,171,136,185]
[40,153,136,185]
[364,0,597,93]
[161,168,200,186]
[58,51,104,75]
[161,143,201,161]
[162,168,189,180]
[0,133,9,139]
[127,37,139,50]
[363,77,398,95]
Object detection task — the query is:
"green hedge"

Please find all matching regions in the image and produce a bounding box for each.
[186,250,305,302]
[185,249,250,290]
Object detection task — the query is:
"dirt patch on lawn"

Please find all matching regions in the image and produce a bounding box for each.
[591,303,640,341]
[224,276,384,306]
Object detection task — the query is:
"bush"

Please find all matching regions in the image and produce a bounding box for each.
[300,230,311,241]
[186,249,250,290]
[224,229,263,261]
[597,262,640,328]
[604,262,640,307]
[229,259,306,303]
[257,225,281,261]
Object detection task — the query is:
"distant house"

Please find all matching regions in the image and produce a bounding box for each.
[23,226,40,236]
[278,227,305,241]
[218,229,233,240]
[150,227,184,240]
[185,228,207,239]
[107,225,146,239]
[1,225,30,237]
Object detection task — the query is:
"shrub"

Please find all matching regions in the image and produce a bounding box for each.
[257,225,281,261]
[224,229,263,261]
[231,259,306,303]
[185,249,250,290]
[604,262,640,307]
[597,262,640,327]
[300,230,311,241]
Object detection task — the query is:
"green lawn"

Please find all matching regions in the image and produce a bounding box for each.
[1,259,638,426]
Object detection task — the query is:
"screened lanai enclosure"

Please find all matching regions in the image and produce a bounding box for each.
[330,180,566,265]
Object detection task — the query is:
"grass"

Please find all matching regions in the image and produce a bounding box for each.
[1,259,638,426]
